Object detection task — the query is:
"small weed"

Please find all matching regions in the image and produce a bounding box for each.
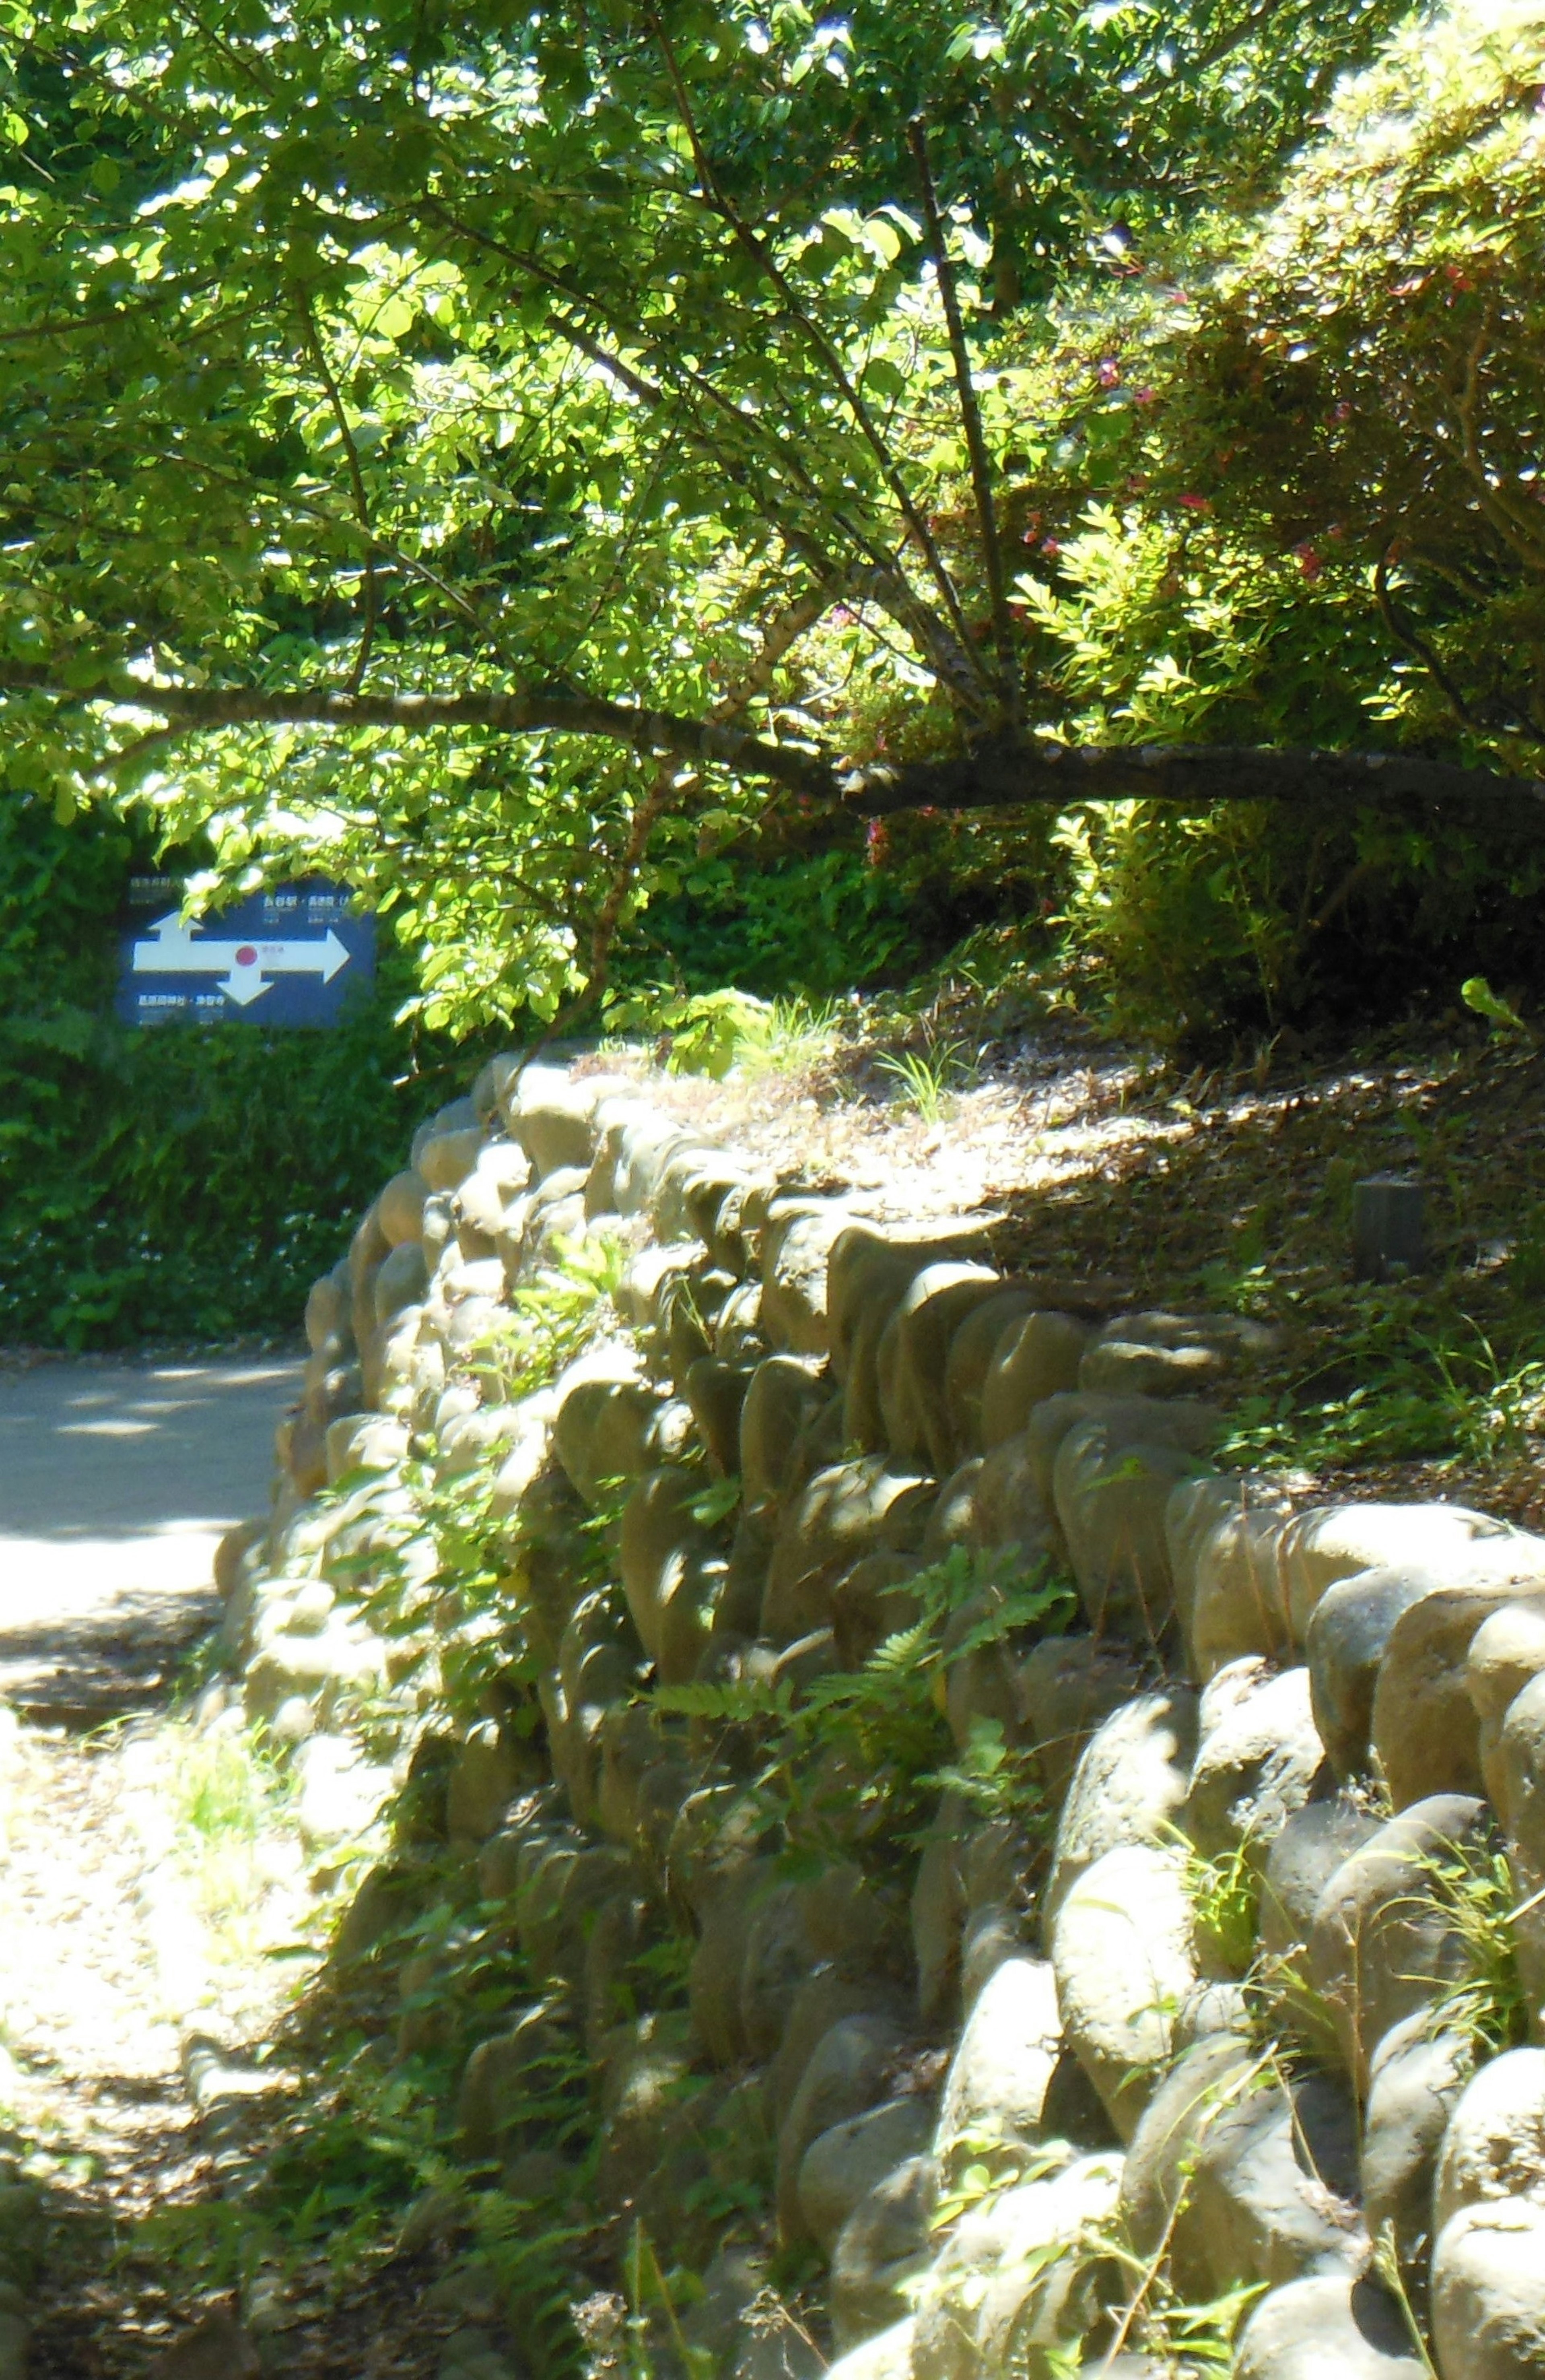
[875,1036,978,1124]
[603,987,775,1080]
[1425,1844,1530,2056]
[733,996,845,1082]
[132,1884,601,2368]
[480,2191,602,2377]
[1217,1301,1545,1477]
[1460,977,1535,1045]
[621,2225,716,2380]
[686,1473,743,1529]
[169,1721,288,1847]
[931,2130,1070,2228]
[656,1549,1071,1882]
[157,1717,300,1953]
[1370,2223,1442,2376]
[1141,2278,1267,2370]
[1060,2195,1266,2375]
[470,1229,630,1404]
[930,1714,1050,1837]
[343,1227,634,1730]
[1181,1836,1262,1978]
[928,920,1050,1009]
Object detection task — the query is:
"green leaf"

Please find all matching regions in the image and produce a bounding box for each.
[1461,977,1533,1040]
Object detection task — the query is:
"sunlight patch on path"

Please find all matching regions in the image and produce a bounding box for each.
[0,1359,300,1718]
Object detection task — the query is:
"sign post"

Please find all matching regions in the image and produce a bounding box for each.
[116,879,375,1028]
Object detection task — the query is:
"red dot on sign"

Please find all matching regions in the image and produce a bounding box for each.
[235,945,258,965]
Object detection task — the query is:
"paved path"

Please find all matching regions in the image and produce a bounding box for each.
[0,1357,299,1719]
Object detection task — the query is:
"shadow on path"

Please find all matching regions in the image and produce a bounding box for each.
[0,1357,299,1724]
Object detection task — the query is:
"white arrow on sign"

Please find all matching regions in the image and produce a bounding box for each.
[131,911,351,1008]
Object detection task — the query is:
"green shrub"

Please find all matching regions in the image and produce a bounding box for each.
[966,0,1545,1045]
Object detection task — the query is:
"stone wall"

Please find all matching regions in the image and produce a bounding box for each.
[222,1052,1545,2380]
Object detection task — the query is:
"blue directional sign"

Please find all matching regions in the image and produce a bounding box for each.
[116,879,375,1027]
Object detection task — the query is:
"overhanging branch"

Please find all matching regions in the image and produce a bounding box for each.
[0,669,836,799]
[838,739,1545,814]
[2,664,1539,813]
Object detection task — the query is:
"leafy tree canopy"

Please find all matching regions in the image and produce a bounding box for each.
[0,0,1538,1028]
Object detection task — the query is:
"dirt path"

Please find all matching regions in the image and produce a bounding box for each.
[0,1732,204,2374]
[0,1357,305,2375]
[0,1357,298,1723]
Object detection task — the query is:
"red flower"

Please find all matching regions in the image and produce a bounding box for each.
[1097,357,1121,388]
[1178,493,1211,514]
[1134,386,1158,407]
[865,819,890,868]
[1293,542,1322,580]
[1041,536,1061,558]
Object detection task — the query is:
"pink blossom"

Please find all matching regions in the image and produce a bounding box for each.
[865,819,890,868]
[1178,493,1211,514]
[1294,542,1322,580]
[1098,357,1121,388]
[1041,536,1062,558]
[1134,386,1158,407]
[831,604,856,627]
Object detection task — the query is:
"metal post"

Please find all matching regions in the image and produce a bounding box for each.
[1352,1175,1426,1281]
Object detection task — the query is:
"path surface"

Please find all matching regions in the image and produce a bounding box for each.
[0,1730,209,2376]
[0,1349,505,2379]
[0,1358,299,1719]
[0,1352,309,2373]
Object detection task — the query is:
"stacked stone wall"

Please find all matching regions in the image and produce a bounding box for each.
[222,1052,1545,2380]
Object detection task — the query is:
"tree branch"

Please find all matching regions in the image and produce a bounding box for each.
[1373,543,1537,742]
[544,575,850,1039]
[4,661,1538,813]
[708,577,849,721]
[647,12,992,709]
[296,289,378,695]
[908,115,1019,728]
[0,275,227,348]
[1189,0,1292,73]
[0,668,836,796]
[418,200,988,707]
[838,738,1545,813]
